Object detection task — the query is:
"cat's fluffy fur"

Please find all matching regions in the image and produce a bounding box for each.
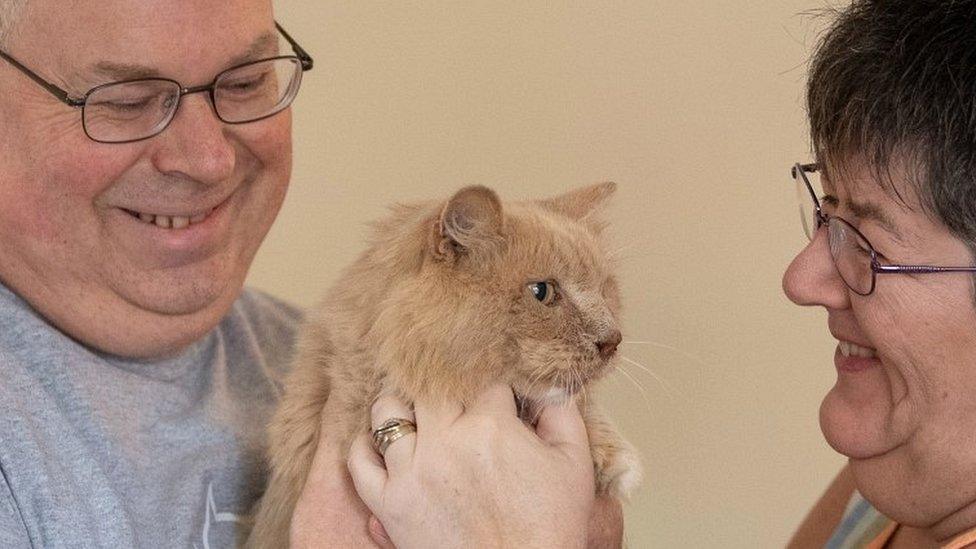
[248,183,641,546]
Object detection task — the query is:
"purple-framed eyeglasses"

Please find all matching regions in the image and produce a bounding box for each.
[792,162,976,296]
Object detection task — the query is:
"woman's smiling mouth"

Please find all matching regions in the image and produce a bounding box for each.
[838,340,877,358]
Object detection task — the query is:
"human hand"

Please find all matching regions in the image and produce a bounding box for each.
[369,496,624,549]
[585,495,624,549]
[363,491,623,548]
[347,382,596,549]
[288,396,388,549]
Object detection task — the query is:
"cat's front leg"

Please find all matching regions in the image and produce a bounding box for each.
[581,400,642,500]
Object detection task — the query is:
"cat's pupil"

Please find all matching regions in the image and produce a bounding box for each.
[531,282,547,301]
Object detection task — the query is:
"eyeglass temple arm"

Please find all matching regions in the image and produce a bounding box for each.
[790,162,819,182]
[275,22,314,71]
[874,264,976,274]
[0,49,84,107]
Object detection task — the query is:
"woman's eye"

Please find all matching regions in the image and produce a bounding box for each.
[528,281,557,305]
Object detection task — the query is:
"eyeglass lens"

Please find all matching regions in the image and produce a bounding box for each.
[82,57,303,143]
[793,165,876,295]
[827,217,875,295]
[794,166,821,240]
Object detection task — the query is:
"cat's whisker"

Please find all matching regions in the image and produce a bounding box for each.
[618,354,684,401]
[617,353,662,376]
[605,367,633,401]
[573,368,588,410]
[520,367,545,394]
[613,362,656,409]
[552,369,577,411]
[605,244,634,263]
[621,340,710,370]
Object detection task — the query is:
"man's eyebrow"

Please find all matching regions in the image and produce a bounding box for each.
[88,31,279,82]
[228,31,280,66]
[845,199,906,242]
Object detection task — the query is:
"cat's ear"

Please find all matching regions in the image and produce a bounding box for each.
[539,182,616,220]
[431,185,504,261]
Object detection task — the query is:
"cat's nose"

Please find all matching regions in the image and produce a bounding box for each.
[596,330,622,359]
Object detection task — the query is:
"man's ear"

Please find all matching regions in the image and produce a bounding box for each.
[538,182,616,220]
[430,185,504,261]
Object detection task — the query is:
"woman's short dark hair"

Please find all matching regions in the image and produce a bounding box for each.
[808,0,976,242]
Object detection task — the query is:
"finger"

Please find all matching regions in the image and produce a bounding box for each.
[347,431,388,513]
[367,515,395,549]
[586,496,624,549]
[370,390,415,430]
[465,381,518,417]
[535,398,589,453]
[370,391,417,471]
[413,395,463,430]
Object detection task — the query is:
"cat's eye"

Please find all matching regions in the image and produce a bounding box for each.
[528,281,558,305]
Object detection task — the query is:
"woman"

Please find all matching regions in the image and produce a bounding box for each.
[783,1,976,547]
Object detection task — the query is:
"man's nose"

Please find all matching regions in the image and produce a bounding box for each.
[149,93,236,185]
[782,226,850,310]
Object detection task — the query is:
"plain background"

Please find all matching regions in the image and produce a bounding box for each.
[250,2,845,546]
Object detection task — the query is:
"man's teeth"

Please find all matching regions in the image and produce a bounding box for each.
[132,210,211,230]
[839,340,877,358]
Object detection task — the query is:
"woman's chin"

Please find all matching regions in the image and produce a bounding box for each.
[819,386,901,460]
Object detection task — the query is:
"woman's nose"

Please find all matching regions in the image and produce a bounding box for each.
[782,226,851,310]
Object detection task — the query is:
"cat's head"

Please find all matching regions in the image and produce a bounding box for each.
[421,182,622,406]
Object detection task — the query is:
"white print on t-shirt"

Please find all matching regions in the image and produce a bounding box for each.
[193,481,246,549]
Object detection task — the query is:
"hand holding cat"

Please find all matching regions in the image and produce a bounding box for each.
[287,393,388,549]
[347,382,597,549]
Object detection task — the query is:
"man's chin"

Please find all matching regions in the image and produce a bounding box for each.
[92,294,235,359]
[124,284,230,317]
[110,259,243,316]
[84,277,240,355]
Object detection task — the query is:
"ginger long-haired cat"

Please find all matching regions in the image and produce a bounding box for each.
[248,183,642,546]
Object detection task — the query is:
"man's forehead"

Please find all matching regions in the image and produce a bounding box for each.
[85,31,278,83]
[15,0,276,78]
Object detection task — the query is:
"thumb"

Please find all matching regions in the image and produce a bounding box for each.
[535,399,589,452]
[347,431,388,513]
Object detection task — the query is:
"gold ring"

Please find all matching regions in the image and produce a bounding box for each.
[371,417,417,456]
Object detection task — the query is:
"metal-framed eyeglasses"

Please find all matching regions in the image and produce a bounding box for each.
[792,162,976,296]
[0,22,313,144]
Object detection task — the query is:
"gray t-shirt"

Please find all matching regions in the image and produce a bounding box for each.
[0,283,303,548]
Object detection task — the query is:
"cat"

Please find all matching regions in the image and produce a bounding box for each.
[247,182,642,546]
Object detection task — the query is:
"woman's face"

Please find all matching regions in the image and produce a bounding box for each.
[783,163,976,529]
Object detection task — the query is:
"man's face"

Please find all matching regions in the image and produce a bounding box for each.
[0,0,291,357]
[782,163,976,528]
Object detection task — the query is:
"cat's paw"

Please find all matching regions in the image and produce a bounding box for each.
[594,443,642,501]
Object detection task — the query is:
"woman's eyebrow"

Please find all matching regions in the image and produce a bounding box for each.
[846,198,906,243]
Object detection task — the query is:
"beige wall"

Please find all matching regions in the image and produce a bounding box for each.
[250,2,843,546]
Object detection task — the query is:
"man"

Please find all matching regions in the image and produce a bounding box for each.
[0,1,618,547]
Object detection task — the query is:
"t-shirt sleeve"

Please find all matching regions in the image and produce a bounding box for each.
[0,466,30,548]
